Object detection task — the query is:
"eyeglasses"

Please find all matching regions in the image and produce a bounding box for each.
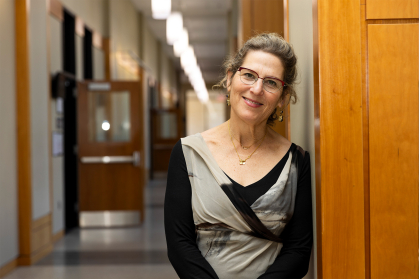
[237,67,285,94]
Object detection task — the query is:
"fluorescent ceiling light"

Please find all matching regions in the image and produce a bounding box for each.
[183,63,199,75]
[152,0,171,19]
[167,12,183,45]
[174,28,189,57]
[181,46,196,68]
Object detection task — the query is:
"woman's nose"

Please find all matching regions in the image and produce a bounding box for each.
[250,78,264,94]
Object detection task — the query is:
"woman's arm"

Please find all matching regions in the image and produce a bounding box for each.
[164,140,220,279]
[257,152,313,279]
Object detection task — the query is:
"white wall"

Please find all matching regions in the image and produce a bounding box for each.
[109,0,141,80]
[289,1,316,278]
[30,0,51,220]
[49,15,65,235]
[186,90,226,135]
[61,0,109,37]
[76,35,84,80]
[93,47,105,80]
[142,17,159,170]
[0,0,19,268]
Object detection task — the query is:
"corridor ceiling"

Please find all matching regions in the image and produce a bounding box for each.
[131,0,233,84]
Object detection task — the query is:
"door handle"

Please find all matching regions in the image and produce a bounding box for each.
[81,151,140,166]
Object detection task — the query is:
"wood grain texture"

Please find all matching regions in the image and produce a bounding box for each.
[367,19,419,24]
[15,0,32,258]
[31,222,52,254]
[368,23,419,279]
[283,0,289,41]
[0,258,18,278]
[103,38,111,80]
[252,0,284,37]
[239,0,252,48]
[32,214,51,230]
[360,4,371,279]
[312,0,322,276]
[316,0,365,278]
[366,0,418,19]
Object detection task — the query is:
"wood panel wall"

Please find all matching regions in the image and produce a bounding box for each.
[367,22,419,279]
[313,1,365,278]
[315,0,419,278]
[366,0,419,19]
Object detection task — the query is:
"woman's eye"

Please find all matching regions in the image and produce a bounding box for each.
[266,79,278,87]
[244,73,255,79]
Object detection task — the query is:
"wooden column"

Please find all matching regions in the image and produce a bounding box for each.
[313,0,365,278]
[15,0,33,263]
[314,0,419,278]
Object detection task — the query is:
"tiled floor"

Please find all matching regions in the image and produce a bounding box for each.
[4,178,178,279]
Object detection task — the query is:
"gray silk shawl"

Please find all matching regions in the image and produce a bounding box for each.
[181,133,299,279]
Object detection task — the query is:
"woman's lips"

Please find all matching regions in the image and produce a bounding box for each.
[243,96,263,108]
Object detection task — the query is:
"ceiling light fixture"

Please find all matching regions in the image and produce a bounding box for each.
[166,12,183,45]
[151,0,171,19]
[180,46,196,68]
[173,28,189,57]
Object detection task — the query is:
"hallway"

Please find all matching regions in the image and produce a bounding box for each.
[4,178,178,279]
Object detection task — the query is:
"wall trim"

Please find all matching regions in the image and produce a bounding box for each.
[18,243,53,266]
[48,0,63,21]
[93,31,103,49]
[0,258,18,278]
[76,17,85,37]
[103,37,111,80]
[52,230,64,242]
[15,0,33,260]
[32,213,50,230]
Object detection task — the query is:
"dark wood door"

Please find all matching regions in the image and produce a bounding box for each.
[150,108,183,175]
[77,81,145,224]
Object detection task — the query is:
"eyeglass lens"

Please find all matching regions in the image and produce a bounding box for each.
[239,68,281,93]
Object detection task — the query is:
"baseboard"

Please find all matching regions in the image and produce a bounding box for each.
[0,258,18,278]
[18,243,54,266]
[17,214,54,266]
[52,230,64,243]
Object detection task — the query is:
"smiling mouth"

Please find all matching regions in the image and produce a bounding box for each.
[243,97,263,105]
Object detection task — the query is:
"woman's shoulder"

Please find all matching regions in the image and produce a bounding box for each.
[200,122,229,147]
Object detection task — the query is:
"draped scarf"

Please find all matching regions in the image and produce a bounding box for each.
[181,134,300,279]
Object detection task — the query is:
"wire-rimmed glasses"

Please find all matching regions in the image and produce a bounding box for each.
[237,67,285,94]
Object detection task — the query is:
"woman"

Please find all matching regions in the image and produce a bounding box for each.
[164,33,313,279]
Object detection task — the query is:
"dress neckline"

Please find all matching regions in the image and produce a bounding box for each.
[224,147,291,188]
[197,133,294,188]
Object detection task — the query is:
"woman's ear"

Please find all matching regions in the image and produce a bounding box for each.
[226,71,233,92]
[277,93,288,109]
[277,96,285,109]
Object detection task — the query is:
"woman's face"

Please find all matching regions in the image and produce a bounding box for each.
[227,50,285,125]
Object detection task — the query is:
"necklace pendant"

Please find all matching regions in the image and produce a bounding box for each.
[239,160,246,165]
[242,146,249,150]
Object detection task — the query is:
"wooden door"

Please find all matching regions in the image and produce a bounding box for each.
[313,0,419,278]
[77,81,145,226]
[150,108,183,175]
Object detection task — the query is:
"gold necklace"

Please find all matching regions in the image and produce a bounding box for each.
[228,120,267,165]
[230,133,264,150]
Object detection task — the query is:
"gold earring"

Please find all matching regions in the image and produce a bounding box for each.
[226,94,231,106]
[278,110,283,122]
